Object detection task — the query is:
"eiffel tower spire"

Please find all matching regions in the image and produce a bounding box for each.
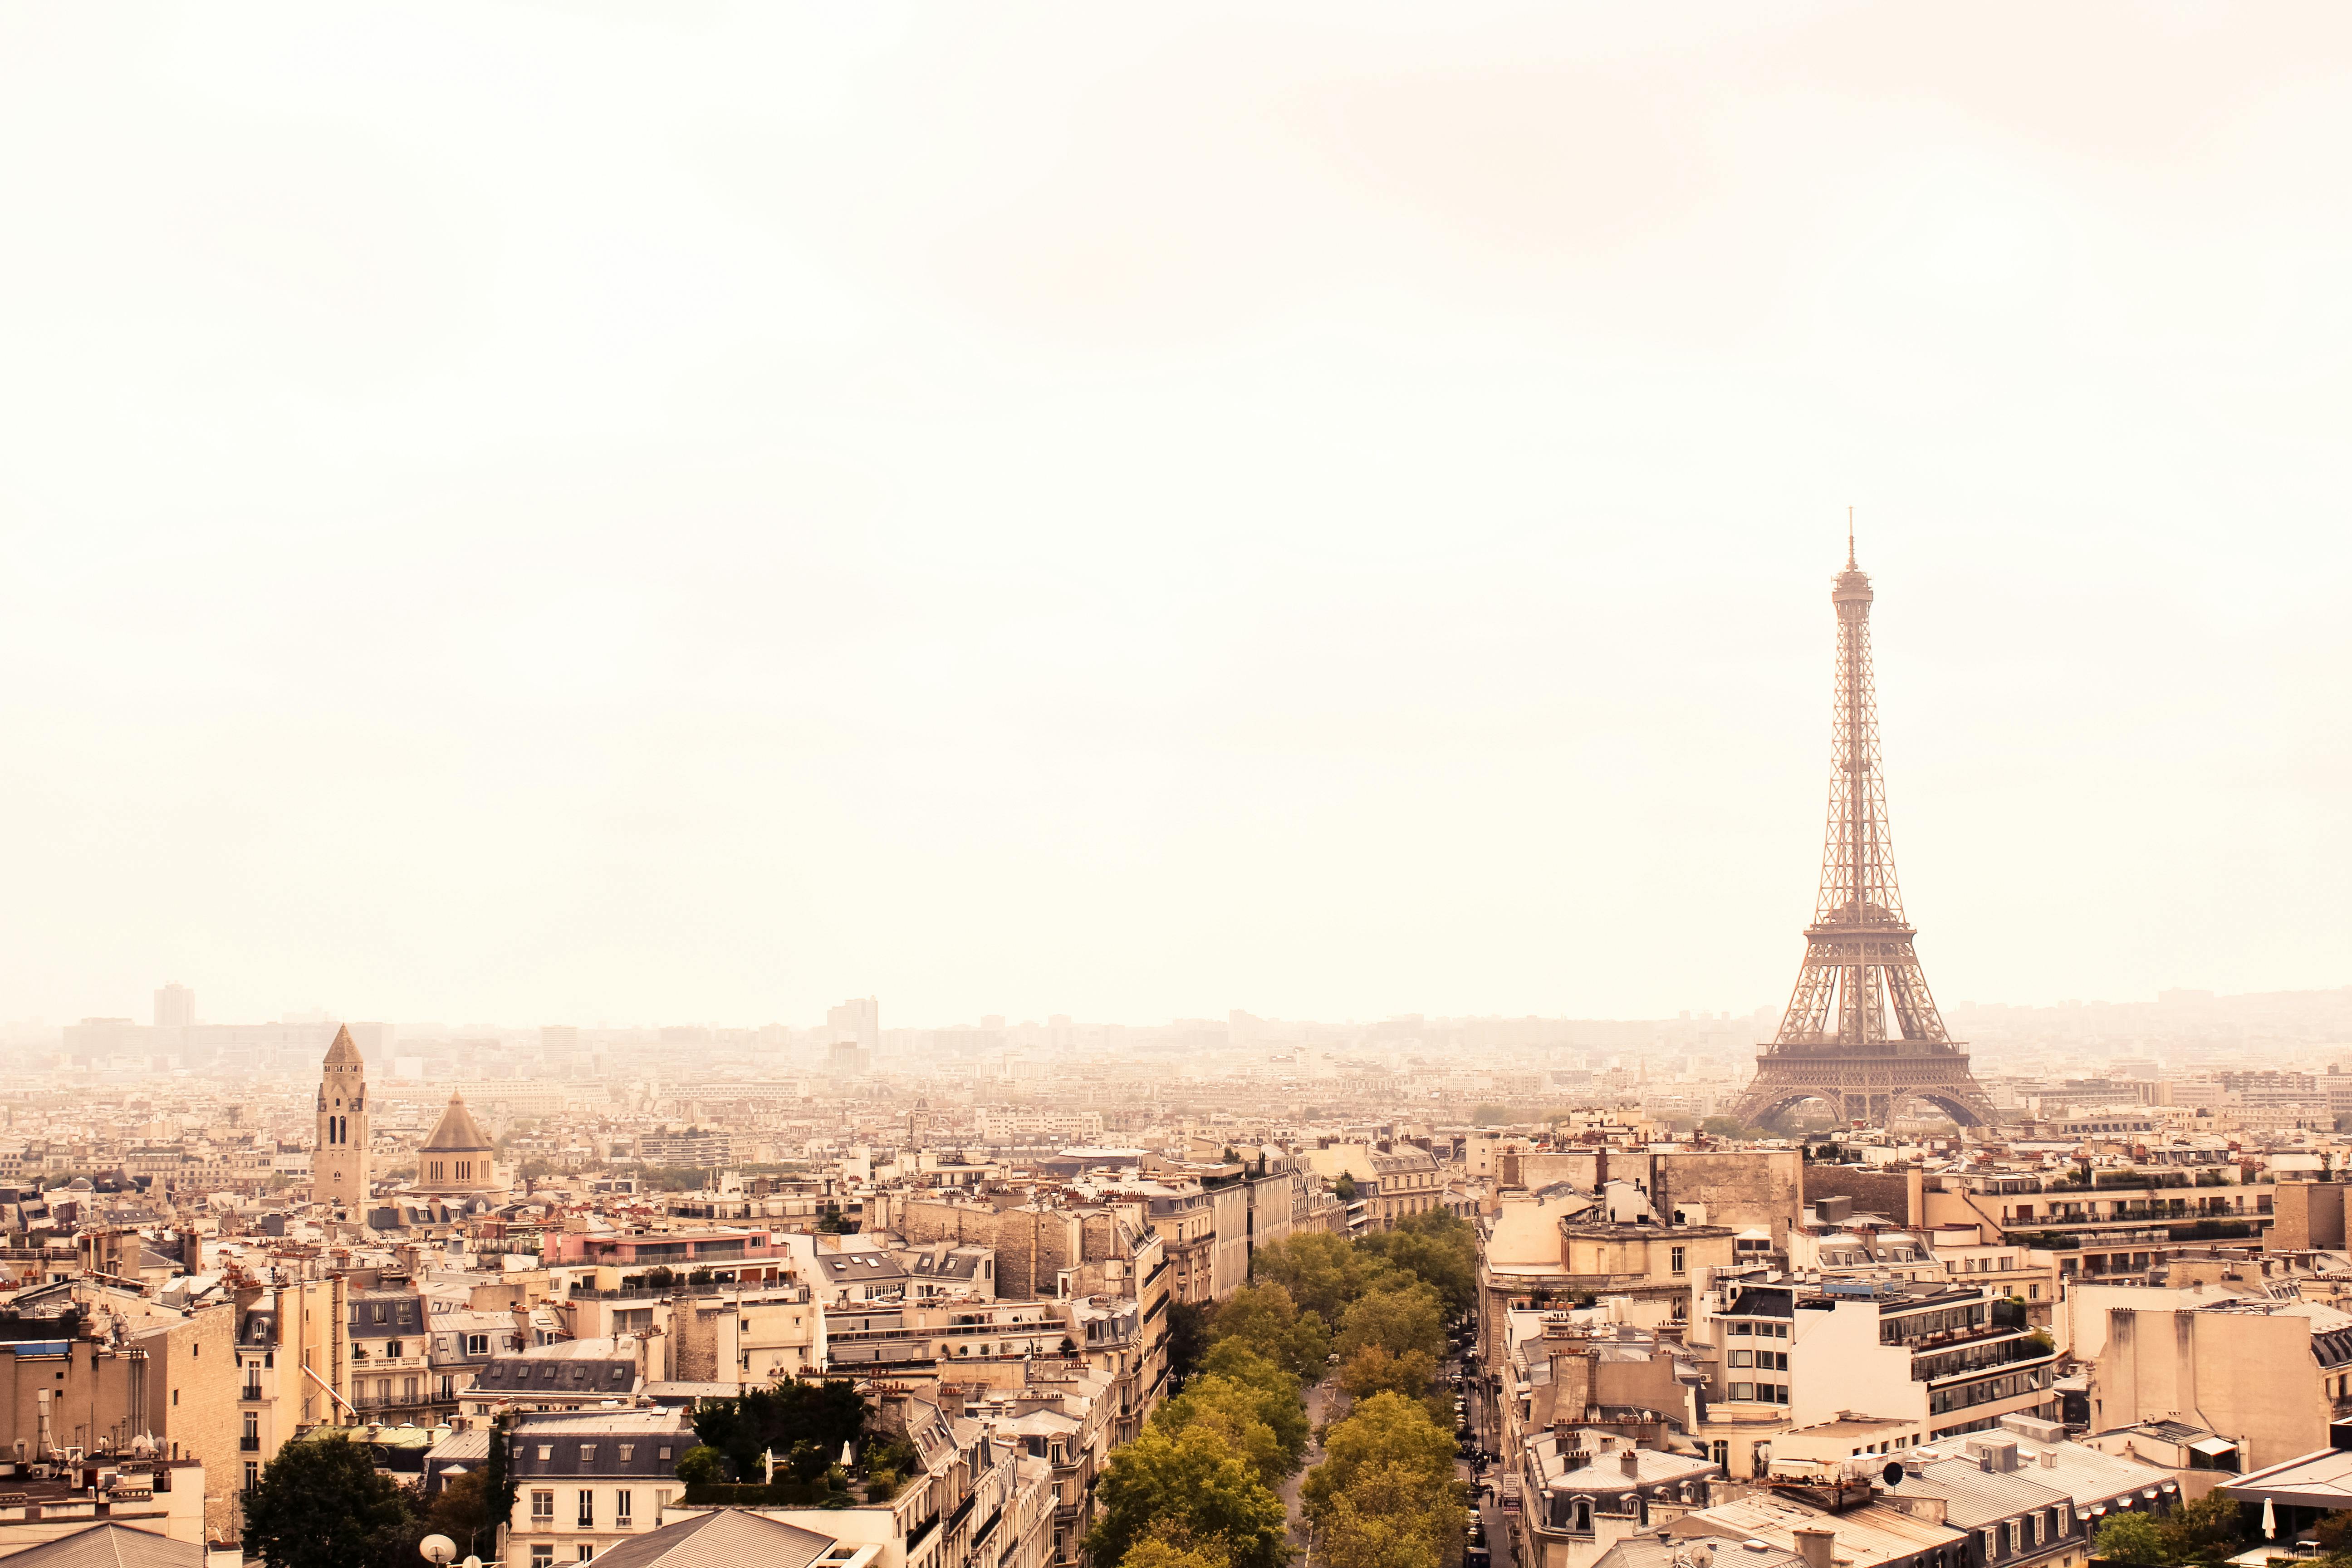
[1727,534,1997,1131]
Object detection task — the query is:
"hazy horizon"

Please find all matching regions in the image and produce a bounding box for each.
[4,4,2349,1027]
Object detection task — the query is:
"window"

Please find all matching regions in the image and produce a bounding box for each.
[1730,1350,1753,1367]
[618,1445,635,1462]
[387,1340,402,1357]
[531,1550,554,1568]
[532,1491,555,1521]
[1727,1320,1752,1336]
[1671,1246,1686,1274]
[1730,1382,1754,1400]
[616,1490,633,1525]
[466,1334,490,1356]
[539,1446,555,1461]
[374,1303,387,1324]
[658,1447,671,1461]
[580,1445,597,1464]
[244,1461,258,1492]
[578,1490,594,1528]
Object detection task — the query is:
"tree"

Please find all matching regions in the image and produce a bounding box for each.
[1303,1392,1458,1523]
[1362,1211,1478,1320]
[1335,1286,1446,1363]
[2315,1510,2352,1558]
[2160,1494,2248,1564]
[242,1431,423,1568]
[1471,1105,1510,1127]
[2094,1511,2170,1566]
[1168,1299,1211,1391]
[1197,1342,1312,1469]
[1335,1174,1358,1202]
[423,1472,499,1565]
[1088,1424,1292,1568]
[692,1377,871,1483]
[1318,1459,1463,1568]
[1151,1377,1289,1488]
[480,1411,518,1542]
[1122,1527,1238,1568]
[676,1445,727,1486]
[1252,1235,1371,1326]
[1207,1283,1332,1378]
[1336,1345,1439,1406]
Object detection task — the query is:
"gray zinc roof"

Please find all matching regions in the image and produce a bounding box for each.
[583,1509,839,1568]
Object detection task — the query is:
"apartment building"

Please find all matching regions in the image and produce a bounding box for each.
[346,1286,436,1423]
[460,1340,647,1420]
[2086,1298,2344,1470]
[232,1276,352,1500]
[1924,1166,2272,1286]
[504,1407,699,1565]
[1512,1429,1721,1568]
[667,1279,825,1384]
[1687,1277,2059,1475]
[963,1375,1115,1568]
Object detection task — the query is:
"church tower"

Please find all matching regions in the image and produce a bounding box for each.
[314,1025,372,1204]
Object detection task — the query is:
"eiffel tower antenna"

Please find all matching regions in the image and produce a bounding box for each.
[1725,539,1997,1131]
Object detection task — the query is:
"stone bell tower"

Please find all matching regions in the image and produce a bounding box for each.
[314,1024,372,1204]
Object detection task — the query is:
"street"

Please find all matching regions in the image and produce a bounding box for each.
[1283,1373,1346,1562]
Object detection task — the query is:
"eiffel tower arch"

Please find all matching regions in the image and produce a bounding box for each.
[1727,532,1999,1133]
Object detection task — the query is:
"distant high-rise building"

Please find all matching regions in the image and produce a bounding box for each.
[541,1024,580,1052]
[827,997,880,1054]
[314,1025,371,1205]
[153,982,195,1029]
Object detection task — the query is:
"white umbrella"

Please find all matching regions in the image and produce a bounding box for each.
[2263,1498,2276,1541]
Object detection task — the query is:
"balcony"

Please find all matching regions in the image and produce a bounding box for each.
[1916,1337,2053,1385]
[1888,1321,2020,1354]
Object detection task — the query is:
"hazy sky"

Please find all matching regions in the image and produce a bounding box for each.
[3,3,2348,1030]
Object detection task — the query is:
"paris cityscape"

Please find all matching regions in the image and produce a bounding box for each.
[4,8,2349,1568]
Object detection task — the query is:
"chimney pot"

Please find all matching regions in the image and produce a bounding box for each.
[1622,1450,1641,1477]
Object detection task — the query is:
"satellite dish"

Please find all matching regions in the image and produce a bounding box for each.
[1882,1461,1905,1486]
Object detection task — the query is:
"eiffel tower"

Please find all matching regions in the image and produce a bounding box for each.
[1727,529,1999,1131]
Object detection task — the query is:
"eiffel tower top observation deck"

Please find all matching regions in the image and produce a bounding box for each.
[1727,529,1998,1130]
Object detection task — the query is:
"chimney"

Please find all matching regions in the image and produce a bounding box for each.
[1793,1529,1835,1568]
[1621,1449,1641,1478]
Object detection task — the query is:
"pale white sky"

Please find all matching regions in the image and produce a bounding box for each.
[2,2,2348,1030]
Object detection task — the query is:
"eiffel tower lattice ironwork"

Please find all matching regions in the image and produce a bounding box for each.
[1727,534,1998,1131]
